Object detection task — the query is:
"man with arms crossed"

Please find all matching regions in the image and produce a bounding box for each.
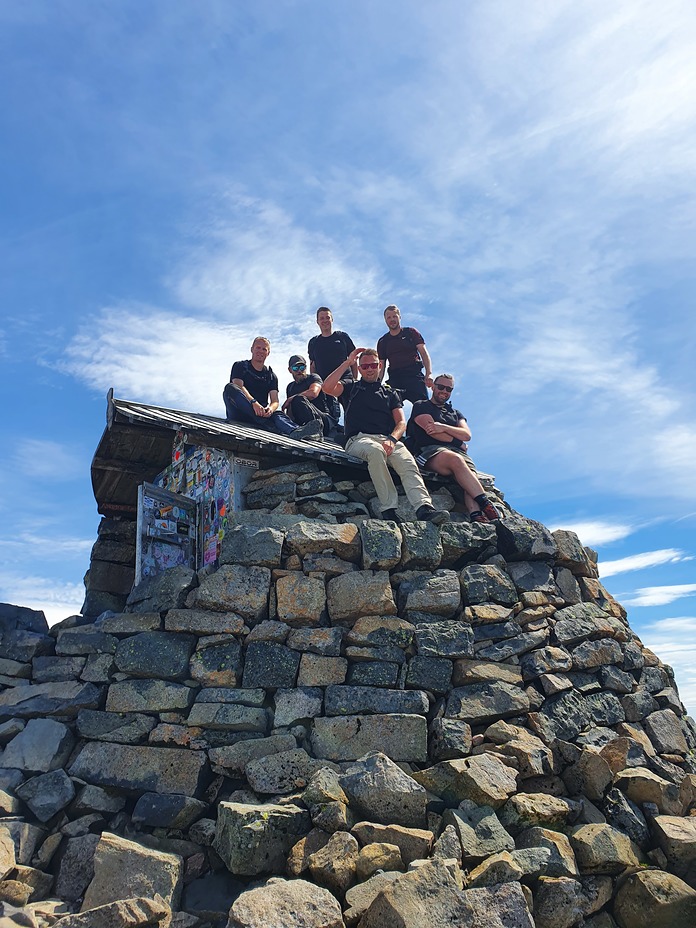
[407,373,500,523]
[308,306,357,421]
[323,347,449,525]
[377,304,433,403]
[223,337,321,440]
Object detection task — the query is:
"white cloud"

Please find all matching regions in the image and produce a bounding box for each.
[0,572,84,628]
[643,616,696,715]
[623,583,696,607]
[600,548,690,578]
[13,439,85,481]
[546,520,635,548]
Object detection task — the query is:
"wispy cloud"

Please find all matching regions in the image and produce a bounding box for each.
[643,616,696,714]
[600,548,691,578]
[547,520,635,548]
[13,439,85,481]
[623,583,696,607]
[0,571,84,627]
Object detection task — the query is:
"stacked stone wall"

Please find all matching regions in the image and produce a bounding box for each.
[0,461,695,927]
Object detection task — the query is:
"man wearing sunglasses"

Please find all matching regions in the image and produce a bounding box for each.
[323,348,450,525]
[223,337,322,441]
[407,374,500,523]
[281,354,339,438]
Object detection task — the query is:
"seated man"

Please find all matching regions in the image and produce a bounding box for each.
[281,354,339,438]
[323,347,450,525]
[407,373,500,523]
[223,337,322,441]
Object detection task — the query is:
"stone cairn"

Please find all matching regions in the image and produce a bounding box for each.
[1,459,695,928]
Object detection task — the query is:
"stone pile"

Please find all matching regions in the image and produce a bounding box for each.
[0,460,695,928]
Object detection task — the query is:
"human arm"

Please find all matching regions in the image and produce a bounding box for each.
[282,377,322,411]
[415,342,433,388]
[264,389,280,416]
[382,407,406,456]
[232,377,265,417]
[322,347,365,396]
[415,413,471,443]
[344,334,359,379]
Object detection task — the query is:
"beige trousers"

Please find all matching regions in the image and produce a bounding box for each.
[346,433,431,512]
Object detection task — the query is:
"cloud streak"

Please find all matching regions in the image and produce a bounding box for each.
[623,583,696,607]
[600,548,691,578]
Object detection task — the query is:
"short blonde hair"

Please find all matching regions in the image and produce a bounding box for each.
[359,348,379,362]
[251,336,271,348]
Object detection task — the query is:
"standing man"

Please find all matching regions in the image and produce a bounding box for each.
[308,307,357,421]
[377,304,433,403]
[323,348,450,525]
[282,354,339,438]
[223,337,322,441]
[407,374,500,523]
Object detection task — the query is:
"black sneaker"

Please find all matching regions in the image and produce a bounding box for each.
[416,505,450,525]
[294,420,323,442]
[381,508,402,524]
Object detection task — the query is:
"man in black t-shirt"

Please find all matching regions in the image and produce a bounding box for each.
[222,337,322,441]
[407,374,499,523]
[308,307,357,417]
[282,354,339,437]
[322,348,449,525]
[377,304,433,403]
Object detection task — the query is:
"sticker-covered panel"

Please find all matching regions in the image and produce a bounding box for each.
[135,483,198,583]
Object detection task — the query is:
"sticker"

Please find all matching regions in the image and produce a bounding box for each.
[176,521,190,536]
[143,497,155,509]
[204,538,218,565]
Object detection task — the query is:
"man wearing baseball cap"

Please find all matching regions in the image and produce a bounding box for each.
[281,354,338,439]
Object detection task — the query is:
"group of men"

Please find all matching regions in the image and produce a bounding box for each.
[222,305,500,525]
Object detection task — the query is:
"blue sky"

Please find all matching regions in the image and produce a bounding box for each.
[1,1,695,710]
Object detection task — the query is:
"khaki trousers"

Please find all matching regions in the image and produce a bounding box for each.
[346,433,431,512]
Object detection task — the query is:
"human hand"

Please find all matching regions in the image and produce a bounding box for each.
[382,440,394,456]
[425,375,434,388]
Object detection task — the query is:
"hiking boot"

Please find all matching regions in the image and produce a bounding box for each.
[381,508,402,524]
[479,499,500,521]
[294,420,323,442]
[416,505,450,526]
[469,510,490,524]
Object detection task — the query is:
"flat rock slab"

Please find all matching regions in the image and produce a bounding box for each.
[613,869,696,928]
[312,714,427,762]
[105,679,195,713]
[189,564,271,621]
[326,571,396,626]
[324,685,428,717]
[69,742,208,796]
[0,718,74,772]
[340,752,427,828]
[51,896,171,928]
[445,682,530,725]
[0,681,100,721]
[442,801,514,865]
[285,522,361,561]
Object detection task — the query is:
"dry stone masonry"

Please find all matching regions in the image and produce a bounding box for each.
[1,460,696,927]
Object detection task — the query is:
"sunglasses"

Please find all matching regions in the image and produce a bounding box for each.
[360,362,379,370]
[291,363,306,371]
[434,383,453,393]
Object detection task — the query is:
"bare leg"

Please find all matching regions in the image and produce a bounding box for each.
[425,450,488,513]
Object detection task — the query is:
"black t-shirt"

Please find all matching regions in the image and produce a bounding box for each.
[377,326,425,374]
[308,330,356,380]
[286,373,331,415]
[230,360,278,405]
[407,399,466,454]
[343,380,403,440]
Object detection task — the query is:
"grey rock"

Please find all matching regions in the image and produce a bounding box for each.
[0,719,74,772]
[344,871,402,925]
[242,642,301,688]
[440,522,498,567]
[599,665,635,693]
[460,565,518,606]
[227,877,344,928]
[552,529,594,576]
[347,616,414,649]
[340,752,427,828]
[569,823,643,874]
[312,715,428,762]
[54,834,100,901]
[506,561,557,594]
[464,881,535,927]
[189,564,270,622]
[402,572,460,618]
[81,831,183,911]
[572,638,623,670]
[553,603,624,646]
[285,521,361,561]
[215,801,311,876]
[445,682,530,725]
[51,897,171,928]
[429,718,472,760]
[246,748,333,795]
[533,876,584,928]
[69,742,207,796]
[275,574,326,627]
[132,792,207,828]
[15,769,75,822]
[554,567,582,605]
[520,646,572,680]
[186,702,268,732]
[55,628,118,656]
[644,708,688,755]
[72,784,126,816]
[126,564,197,613]
[189,638,242,687]
[405,656,452,692]
[219,525,285,567]
[613,869,696,928]
[585,692,625,726]
[415,622,474,659]
[76,709,156,744]
[399,522,443,569]
[105,679,195,713]
[164,608,244,635]
[603,788,649,848]
[535,690,591,741]
[287,627,343,656]
[0,603,48,635]
[195,687,265,706]
[0,630,54,662]
[414,753,518,809]
[496,515,557,561]
[325,685,428,716]
[326,571,396,626]
[97,612,162,633]
[476,628,548,661]
[31,656,86,683]
[273,687,323,727]
[0,681,100,721]
[360,520,403,570]
[209,733,297,777]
